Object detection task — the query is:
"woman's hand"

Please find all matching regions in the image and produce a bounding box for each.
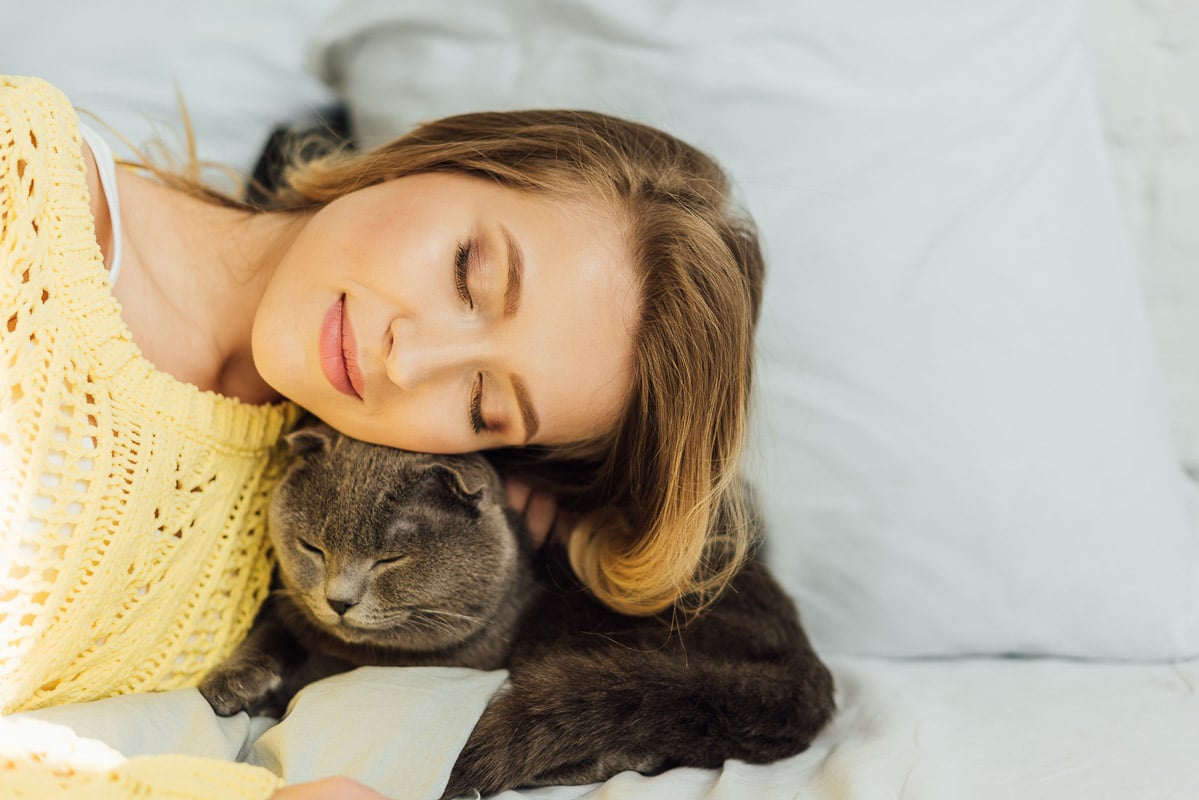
[504,478,574,548]
[272,777,390,800]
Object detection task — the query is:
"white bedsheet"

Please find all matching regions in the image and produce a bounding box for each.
[508,656,1199,800]
[14,656,1198,799]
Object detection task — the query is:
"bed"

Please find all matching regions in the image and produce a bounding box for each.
[4,1,1199,798]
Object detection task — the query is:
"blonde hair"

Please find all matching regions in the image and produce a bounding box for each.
[161,110,765,616]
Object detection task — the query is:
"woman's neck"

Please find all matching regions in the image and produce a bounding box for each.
[111,169,309,404]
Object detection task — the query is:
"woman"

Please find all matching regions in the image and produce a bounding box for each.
[1,75,763,797]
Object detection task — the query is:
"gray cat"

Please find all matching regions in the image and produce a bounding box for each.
[200,423,835,799]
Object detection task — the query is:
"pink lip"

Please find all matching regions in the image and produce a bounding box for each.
[319,295,364,400]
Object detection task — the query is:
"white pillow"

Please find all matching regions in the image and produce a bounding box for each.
[0,0,336,188]
[16,667,508,799]
[1083,0,1199,473]
[313,0,1199,659]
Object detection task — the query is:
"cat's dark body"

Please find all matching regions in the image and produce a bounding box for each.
[200,424,834,799]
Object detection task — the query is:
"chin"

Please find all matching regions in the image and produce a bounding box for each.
[250,323,316,409]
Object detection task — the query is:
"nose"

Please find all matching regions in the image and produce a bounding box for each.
[324,570,365,616]
[326,597,357,616]
[384,316,487,390]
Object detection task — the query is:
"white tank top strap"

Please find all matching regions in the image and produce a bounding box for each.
[78,122,124,287]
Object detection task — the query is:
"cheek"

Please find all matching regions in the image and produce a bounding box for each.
[331,399,476,454]
[366,569,402,602]
[252,283,314,396]
[275,547,323,594]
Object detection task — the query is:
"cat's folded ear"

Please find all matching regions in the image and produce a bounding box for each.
[284,423,336,457]
[427,458,497,511]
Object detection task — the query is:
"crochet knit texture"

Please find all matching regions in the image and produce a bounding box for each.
[0,716,284,800]
[1,76,297,797]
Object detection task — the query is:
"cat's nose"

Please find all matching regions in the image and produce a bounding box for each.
[327,598,358,616]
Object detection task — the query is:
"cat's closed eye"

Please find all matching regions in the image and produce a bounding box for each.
[372,554,409,570]
[298,539,325,560]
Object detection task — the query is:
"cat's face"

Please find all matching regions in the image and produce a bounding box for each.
[269,423,522,652]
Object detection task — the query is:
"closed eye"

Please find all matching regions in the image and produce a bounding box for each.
[455,241,473,308]
[298,539,325,560]
[470,372,488,435]
[373,554,409,570]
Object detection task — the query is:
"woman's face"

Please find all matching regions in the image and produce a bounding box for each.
[252,172,639,454]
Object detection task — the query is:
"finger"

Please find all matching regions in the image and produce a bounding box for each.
[504,477,532,513]
[273,777,392,800]
[523,490,558,548]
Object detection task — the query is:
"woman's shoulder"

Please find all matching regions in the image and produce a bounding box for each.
[0,75,74,103]
[1,74,107,340]
[0,75,78,133]
[1,75,85,212]
[2,75,86,178]
[1,74,90,233]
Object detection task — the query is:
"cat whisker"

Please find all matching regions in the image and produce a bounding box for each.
[404,613,470,636]
[414,608,486,624]
[374,606,486,628]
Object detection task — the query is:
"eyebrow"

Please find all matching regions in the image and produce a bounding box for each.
[510,374,540,443]
[501,224,523,320]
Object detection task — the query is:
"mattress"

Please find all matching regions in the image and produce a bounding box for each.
[17,654,1199,799]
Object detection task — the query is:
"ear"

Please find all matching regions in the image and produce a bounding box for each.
[426,460,494,510]
[284,424,336,457]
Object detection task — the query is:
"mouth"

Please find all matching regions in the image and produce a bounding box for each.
[319,294,364,400]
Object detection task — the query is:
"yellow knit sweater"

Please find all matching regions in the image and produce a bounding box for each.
[1,76,297,796]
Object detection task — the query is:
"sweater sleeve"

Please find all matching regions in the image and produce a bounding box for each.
[0,716,284,800]
[0,73,290,800]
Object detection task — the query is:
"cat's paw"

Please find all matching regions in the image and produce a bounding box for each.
[199,661,283,717]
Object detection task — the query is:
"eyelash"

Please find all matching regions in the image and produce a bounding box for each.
[470,372,488,434]
[455,241,473,309]
[459,241,487,435]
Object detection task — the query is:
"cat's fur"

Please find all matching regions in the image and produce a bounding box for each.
[200,423,835,799]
